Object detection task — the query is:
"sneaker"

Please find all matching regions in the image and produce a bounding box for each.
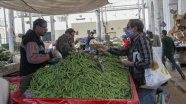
[181,73,185,80]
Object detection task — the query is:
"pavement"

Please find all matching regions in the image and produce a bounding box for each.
[168,68,186,93]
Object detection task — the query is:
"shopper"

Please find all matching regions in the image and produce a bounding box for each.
[161,30,185,80]
[146,29,161,47]
[85,31,95,49]
[98,19,156,104]
[56,28,76,58]
[0,77,12,104]
[19,19,56,76]
[121,34,130,47]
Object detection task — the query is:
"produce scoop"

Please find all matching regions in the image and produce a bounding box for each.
[98,57,105,72]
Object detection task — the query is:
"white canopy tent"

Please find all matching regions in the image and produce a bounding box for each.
[0,0,109,52]
[0,0,109,15]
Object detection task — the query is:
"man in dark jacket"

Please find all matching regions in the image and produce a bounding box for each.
[161,30,185,79]
[56,28,76,58]
[19,19,56,76]
[146,29,161,47]
[98,19,156,104]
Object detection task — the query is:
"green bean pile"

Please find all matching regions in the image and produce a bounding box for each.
[28,51,131,99]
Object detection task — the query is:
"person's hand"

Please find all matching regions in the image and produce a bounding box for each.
[51,50,57,57]
[121,59,133,67]
[164,56,167,60]
[97,45,109,52]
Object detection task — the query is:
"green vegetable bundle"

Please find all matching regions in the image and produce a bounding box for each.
[28,51,131,99]
[0,46,11,61]
[105,41,113,46]
[9,84,19,92]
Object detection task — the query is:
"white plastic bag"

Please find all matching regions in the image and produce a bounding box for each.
[133,51,171,89]
[75,42,81,49]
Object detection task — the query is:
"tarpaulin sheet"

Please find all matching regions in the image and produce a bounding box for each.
[0,0,109,15]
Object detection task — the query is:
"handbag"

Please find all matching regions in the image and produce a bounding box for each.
[133,50,171,89]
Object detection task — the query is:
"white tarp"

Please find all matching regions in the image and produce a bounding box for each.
[0,0,109,15]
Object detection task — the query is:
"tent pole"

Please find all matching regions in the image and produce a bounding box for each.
[96,9,101,42]
[3,8,8,43]
[29,13,32,29]
[21,12,25,34]
[142,0,146,30]
[7,9,14,52]
[50,15,55,41]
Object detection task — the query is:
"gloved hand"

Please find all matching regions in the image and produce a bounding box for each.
[89,50,97,55]
[46,48,53,54]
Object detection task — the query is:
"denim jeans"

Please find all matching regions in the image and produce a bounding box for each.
[137,88,157,104]
[165,53,182,75]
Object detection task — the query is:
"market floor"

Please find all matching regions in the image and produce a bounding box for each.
[164,81,186,104]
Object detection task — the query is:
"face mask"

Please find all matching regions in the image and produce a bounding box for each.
[124,28,134,38]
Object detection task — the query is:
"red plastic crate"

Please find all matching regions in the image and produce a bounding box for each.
[11,75,139,104]
[5,76,24,85]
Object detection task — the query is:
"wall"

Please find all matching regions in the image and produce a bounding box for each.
[71,22,96,38]
[71,19,129,39]
[55,30,65,40]
[178,0,186,15]
[0,27,6,44]
[163,0,178,31]
[148,0,178,34]
[106,19,129,38]
[149,0,162,35]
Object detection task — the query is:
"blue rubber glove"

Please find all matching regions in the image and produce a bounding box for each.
[89,50,97,55]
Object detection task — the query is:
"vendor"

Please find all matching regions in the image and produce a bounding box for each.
[56,28,76,58]
[19,19,56,76]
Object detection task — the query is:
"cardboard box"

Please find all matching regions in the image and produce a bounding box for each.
[180,19,186,26]
[174,14,184,20]
[0,63,20,76]
[89,44,103,50]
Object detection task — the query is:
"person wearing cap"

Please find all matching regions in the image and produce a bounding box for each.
[146,29,160,47]
[121,34,130,47]
[56,28,76,58]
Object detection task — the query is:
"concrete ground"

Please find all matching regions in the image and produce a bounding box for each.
[163,69,186,104]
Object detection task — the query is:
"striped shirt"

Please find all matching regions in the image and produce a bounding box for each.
[109,33,153,87]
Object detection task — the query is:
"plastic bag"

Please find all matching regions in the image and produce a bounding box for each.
[22,90,35,98]
[133,51,171,89]
[46,49,62,62]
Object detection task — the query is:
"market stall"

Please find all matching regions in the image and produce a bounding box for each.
[170,14,186,68]
[0,47,20,77]
[0,1,140,104]
[9,51,139,104]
